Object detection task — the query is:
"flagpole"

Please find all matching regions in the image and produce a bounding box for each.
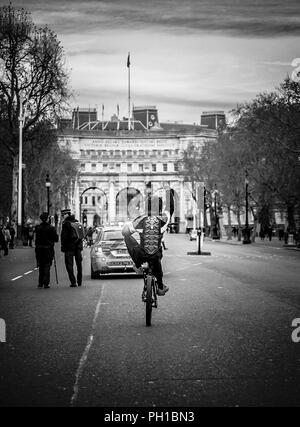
[127,52,131,131]
[102,104,104,130]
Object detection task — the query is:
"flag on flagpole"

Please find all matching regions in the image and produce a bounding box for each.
[127,52,130,68]
[117,104,119,117]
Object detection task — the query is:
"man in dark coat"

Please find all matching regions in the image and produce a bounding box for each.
[35,212,59,289]
[60,209,83,287]
[0,226,8,256]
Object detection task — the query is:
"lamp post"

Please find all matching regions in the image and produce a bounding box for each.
[17,93,25,240]
[45,174,51,215]
[243,171,251,244]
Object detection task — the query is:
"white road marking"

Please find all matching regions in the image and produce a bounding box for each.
[11,275,23,281]
[24,270,33,275]
[70,284,105,407]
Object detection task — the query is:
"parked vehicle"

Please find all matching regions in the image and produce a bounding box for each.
[90,226,138,279]
[189,229,197,241]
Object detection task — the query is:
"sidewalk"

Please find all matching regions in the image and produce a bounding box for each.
[207,236,300,251]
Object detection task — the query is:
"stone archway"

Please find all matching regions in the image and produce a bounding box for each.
[116,187,143,221]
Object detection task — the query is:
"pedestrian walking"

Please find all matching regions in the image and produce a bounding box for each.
[9,222,16,249]
[60,209,84,287]
[267,226,273,241]
[0,226,8,256]
[278,228,284,241]
[35,212,59,289]
[28,223,34,247]
[3,225,11,248]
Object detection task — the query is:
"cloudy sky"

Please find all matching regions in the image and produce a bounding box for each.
[3,0,300,123]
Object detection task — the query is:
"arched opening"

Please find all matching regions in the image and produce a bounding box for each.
[116,187,143,221]
[93,214,101,227]
[79,187,108,227]
[154,187,180,232]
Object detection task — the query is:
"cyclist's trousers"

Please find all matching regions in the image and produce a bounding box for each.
[124,235,164,286]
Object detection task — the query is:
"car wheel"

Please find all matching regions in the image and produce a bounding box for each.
[91,264,98,279]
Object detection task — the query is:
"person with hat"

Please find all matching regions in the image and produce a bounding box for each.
[60,209,84,287]
[35,212,59,289]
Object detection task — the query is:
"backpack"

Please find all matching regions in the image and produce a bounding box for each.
[142,216,162,255]
[70,222,84,243]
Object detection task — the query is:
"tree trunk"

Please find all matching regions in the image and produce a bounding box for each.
[287,202,296,232]
[237,209,242,241]
[250,207,257,243]
[227,205,232,240]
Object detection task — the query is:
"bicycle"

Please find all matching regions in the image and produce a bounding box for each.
[141,262,158,327]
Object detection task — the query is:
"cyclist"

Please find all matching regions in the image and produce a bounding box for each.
[122,195,170,296]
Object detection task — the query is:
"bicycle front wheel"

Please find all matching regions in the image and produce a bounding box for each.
[145,275,153,327]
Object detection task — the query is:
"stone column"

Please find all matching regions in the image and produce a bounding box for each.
[179,179,185,233]
[108,179,116,223]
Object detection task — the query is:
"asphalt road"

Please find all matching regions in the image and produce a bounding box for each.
[0,235,300,407]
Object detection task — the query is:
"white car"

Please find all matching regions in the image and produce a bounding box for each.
[189,229,197,241]
[90,226,136,278]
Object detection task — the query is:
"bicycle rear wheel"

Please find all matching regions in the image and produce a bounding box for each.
[145,275,153,326]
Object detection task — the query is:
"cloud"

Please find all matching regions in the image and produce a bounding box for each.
[7,0,300,38]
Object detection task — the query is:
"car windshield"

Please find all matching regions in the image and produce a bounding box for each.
[103,230,124,241]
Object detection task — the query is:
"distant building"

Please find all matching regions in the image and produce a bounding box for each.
[200,111,226,130]
[57,106,218,232]
[132,106,159,129]
[72,108,98,129]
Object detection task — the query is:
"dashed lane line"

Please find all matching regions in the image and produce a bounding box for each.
[70,283,105,407]
[11,268,37,281]
[11,275,23,281]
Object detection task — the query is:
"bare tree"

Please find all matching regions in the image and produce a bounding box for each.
[0,4,72,219]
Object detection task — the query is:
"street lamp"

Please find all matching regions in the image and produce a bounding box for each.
[17,93,27,240]
[243,171,251,244]
[45,174,51,215]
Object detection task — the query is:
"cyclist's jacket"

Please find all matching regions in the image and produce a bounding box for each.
[132,214,167,255]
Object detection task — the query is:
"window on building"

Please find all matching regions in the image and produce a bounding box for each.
[127,164,132,172]
[174,163,179,172]
[109,163,114,169]
[92,163,96,171]
[152,164,157,172]
[103,163,108,172]
[92,196,95,206]
[116,163,121,172]
[84,196,88,204]
[163,163,168,172]
[139,164,144,172]
[81,163,85,171]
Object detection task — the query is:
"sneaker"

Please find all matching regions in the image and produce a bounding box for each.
[44,285,50,289]
[37,284,43,288]
[70,283,77,287]
[157,285,169,296]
